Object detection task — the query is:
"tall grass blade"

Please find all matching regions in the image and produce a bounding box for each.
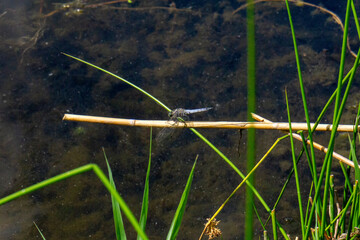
[285,89,304,238]
[351,2,360,41]
[284,0,317,187]
[137,128,153,240]
[166,156,197,240]
[351,103,360,153]
[335,191,355,234]
[312,68,353,132]
[333,0,352,121]
[0,164,149,240]
[329,175,335,235]
[245,0,256,238]
[104,149,127,240]
[253,204,266,231]
[34,222,46,240]
[348,135,360,183]
[299,132,315,179]
[271,209,278,240]
[346,181,359,240]
[61,53,171,112]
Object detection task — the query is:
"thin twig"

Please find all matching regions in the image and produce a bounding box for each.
[233,0,357,58]
[85,0,129,8]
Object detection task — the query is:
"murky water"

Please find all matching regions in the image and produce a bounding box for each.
[0,0,358,239]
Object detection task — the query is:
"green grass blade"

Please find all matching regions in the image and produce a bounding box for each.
[333,0,352,121]
[0,164,149,240]
[299,132,314,177]
[311,68,353,132]
[319,3,355,236]
[348,135,360,183]
[346,181,359,240]
[351,103,360,152]
[104,149,127,240]
[91,166,149,240]
[34,222,46,240]
[61,53,171,112]
[285,89,304,238]
[325,191,353,232]
[339,190,355,234]
[284,0,317,188]
[277,223,290,240]
[351,2,360,41]
[166,156,197,240]
[245,0,256,238]
[137,128,152,240]
[339,162,353,195]
[0,164,94,205]
[329,175,335,235]
[271,209,278,240]
[253,204,266,231]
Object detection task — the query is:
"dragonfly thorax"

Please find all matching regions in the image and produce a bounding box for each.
[168,108,186,119]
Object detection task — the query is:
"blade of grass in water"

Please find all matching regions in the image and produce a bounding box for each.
[348,135,360,183]
[351,2,360,41]
[0,164,149,240]
[34,222,47,240]
[284,0,317,188]
[325,190,354,233]
[345,181,359,239]
[271,209,277,240]
[137,128,152,240]
[166,156,197,240]
[104,149,127,240]
[61,53,171,113]
[329,175,335,236]
[245,0,256,238]
[253,203,266,231]
[285,89,304,238]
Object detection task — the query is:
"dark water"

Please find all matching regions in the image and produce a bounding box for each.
[0,0,359,239]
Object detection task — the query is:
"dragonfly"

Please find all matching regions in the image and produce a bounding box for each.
[156,107,212,144]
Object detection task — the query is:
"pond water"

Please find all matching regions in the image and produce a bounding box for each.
[0,0,359,239]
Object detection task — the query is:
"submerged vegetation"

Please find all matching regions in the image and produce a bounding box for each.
[1,0,360,239]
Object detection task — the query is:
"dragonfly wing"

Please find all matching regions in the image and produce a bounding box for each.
[155,127,176,144]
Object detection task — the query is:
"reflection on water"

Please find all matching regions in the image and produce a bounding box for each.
[0,0,357,239]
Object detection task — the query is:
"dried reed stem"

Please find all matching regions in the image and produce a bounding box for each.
[251,113,357,168]
[233,0,357,58]
[64,113,360,132]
